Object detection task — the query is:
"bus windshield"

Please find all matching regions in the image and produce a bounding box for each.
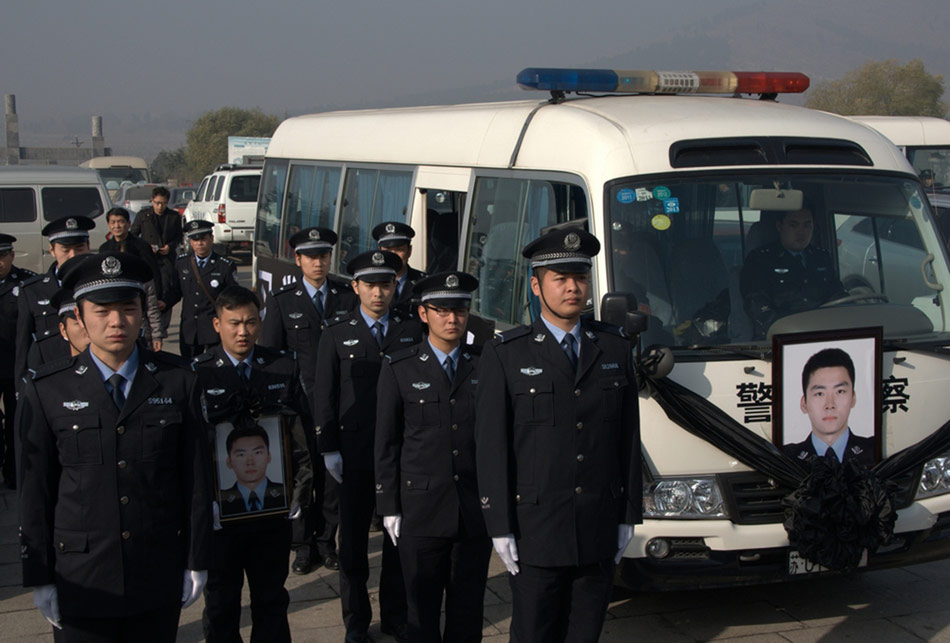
[906,146,950,194]
[606,172,948,348]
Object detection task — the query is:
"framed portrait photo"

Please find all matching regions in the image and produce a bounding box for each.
[772,327,882,467]
[213,414,293,523]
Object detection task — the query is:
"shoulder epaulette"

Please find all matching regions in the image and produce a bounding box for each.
[146,350,190,369]
[324,314,350,328]
[585,319,626,338]
[386,345,418,364]
[498,325,531,343]
[219,256,236,265]
[191,352,216,366]
[461,343,483,357]
[12,267,37,281]
[177,252,190,260]
[30,355,78,380]
[274,281,299,296]
[21,273,46,288]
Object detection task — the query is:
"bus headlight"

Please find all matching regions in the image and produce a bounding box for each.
[643,478,728,518]
[916,456,950,499]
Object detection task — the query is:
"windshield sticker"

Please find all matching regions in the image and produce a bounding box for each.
[663,197,680,214]
[652,185,671,200]
[736,382,772,424]
[635,187,653,201]
[651,214,672,231]
[616,188,636,204]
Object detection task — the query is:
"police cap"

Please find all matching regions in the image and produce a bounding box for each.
[372,221,415,248]
[0,234,15,253]
[184,219,215,238]
[412,271,478,308]
[60,251,151,305]
[50,287,78,319]
[41,216,95,246]
[521,228,600,273]
[290,227,337,255]
[346,250,401,282]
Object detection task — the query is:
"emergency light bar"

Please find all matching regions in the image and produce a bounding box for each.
[516,68,810,95]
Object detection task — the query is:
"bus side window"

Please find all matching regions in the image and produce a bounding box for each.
[254,159,288,259]
[338,168,413,269]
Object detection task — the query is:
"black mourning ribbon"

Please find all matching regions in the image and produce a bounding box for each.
[648,375,950,571]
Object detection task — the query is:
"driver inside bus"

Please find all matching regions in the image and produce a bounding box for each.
[739,206,846,338]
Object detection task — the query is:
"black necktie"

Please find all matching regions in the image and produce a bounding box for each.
[561,334,578,372]
[198,258,207,270]
[108,373,126,410]
[236,362,250,381]
[248,491,261,512]
[313,290,325,318]
[373,322,384,347]
[443,356,456,384]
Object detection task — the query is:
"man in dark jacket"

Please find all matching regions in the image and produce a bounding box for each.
[130,186,183,333]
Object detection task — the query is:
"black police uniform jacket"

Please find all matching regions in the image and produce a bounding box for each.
[1,265,36,381]
[193,343,314,527]
[740,243,847,337]
[375,341,485,539]
[219,480,287,518]
[475,317,642,568]
[15,265,69,383]
[782,429,874,467]
[260,276,358,392]
[312,309,423,471]
[392,267,426,319]
[17,349,213,618]
[163,252,238,346]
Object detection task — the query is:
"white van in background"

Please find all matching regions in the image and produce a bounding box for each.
[0,166,111,273]
[184,163,261,254]
[80,155,151,199]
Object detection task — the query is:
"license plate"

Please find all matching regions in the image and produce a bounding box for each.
[788,549,868,575]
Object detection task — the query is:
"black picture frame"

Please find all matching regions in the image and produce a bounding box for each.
[213,413,293,523]
[772,327,883,466]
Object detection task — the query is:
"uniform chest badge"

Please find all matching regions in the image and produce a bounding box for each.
[774,268,789,274]
[148,397,173,405]
[585,331,596,340]
[289,312,303,319]
[400,337,414,343]
[267,383,286,391]
[851,445,864,455]
[533,334,545,343]
[349,319,358,326]
[344,339,359,346]
[42,276,51,283]
[520,367,543,376]
[269,488,281,498]
[63,400,89,411]
[215,359,225,367]
[419,353,430,362]
[38,299,50,306]
[412,382,431,390]
[256,356,266,365]
[207,388,226,396]
[210,279,219,288]
[74,365,88,375]
[144,362,158,373]
[796,451,809,460]
[12,286,18,296]
[462,352,471,360]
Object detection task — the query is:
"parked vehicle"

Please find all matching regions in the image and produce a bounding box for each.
[80,155,151,199]
[184,164,261,254]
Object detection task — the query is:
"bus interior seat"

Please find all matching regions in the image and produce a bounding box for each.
[613,237,674,328]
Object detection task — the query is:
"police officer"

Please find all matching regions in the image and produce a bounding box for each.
[375,271,491,643]
[475,228,642,643]
[18,251,212,641]
[15,216,94,383]
[163,220,238,358]
[740,207,847,338]
[372,221,426,319]
[261,226,356,574]
[193,285,313,643]
[0,234,35,487]
[312,250,423,643]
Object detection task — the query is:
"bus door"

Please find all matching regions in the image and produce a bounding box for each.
[411,166,472,274]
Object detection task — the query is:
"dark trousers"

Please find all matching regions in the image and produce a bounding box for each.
[398,532,492,643]
[202,521,292,643]
[0,377,15,484]
[292,448,339,558]
[53,604,181,643]
[316,469,340,556]
[338,469,406,636]
[509,558,615,643]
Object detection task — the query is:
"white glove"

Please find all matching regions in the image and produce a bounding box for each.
[32,584,61,629]
[492,534,520,575]
[288,503,302,520]
[615,524,635,564]
[383,514,401,547]
[212,501,222,531]
[324,452,343,483]
[181,569,208,609]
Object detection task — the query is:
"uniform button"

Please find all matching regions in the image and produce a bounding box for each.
[515,494,521,502]
[452,449,459,456]
[117,460,127,469]
[349,354,355,359]
[116,426,125,435]
[72,424,79,430]
[576,422,583,431]
[576,454,584,462]
[449,398,456,406]
[58,542,65,551]
[451,424,458,431]
[406,480,412,488]
[574,389,581,397]
[379,351,385,358]
[453,474,459,481]
[529,387,536,394]
[575,486,583,494]
[121,530,131,540]
[120,496,129,505]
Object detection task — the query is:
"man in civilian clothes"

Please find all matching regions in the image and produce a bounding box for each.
[375,271,491,642]
[475,228,642,643]
[130,186,183,333]
[163,220,238,359]
[18,251,211,641]
[261,226,357,574]
[372,221,426,319]
[312,250,423,643]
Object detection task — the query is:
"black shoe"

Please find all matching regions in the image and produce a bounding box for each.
[292,548,313,575]
[380,621,409,642]
[323,552,340,571]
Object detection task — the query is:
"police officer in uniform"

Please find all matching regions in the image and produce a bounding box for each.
[313,250,423,643]
[740,207,847,338]
[0,234,35,487]
[15,216,95,383]
[163,220,238,358]
[193,285,313,643]
[372,221,426,319]
[17,251,211,641]
[375,271,491,643]
[475,229,642,643]
[261,226,356,574]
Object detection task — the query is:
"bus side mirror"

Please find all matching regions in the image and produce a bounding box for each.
[600,292,648,338]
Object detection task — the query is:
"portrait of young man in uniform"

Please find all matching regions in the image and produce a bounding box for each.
[375,271,491,643]
[17,251,211,642]
[218,424,288,518]
[475,228,642,643]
